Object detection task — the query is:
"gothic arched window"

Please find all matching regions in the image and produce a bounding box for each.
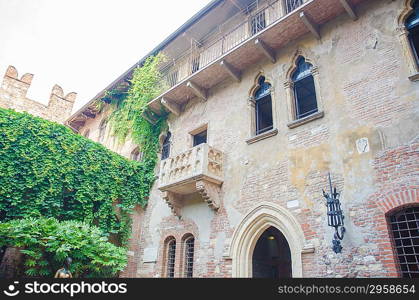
[254,76,273,135]
[406,0,419,67]
[292,56,318,119]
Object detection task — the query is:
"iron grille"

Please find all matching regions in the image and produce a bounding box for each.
[285,0,303,14]
[167,240,176,278]
[389,206,419,278]
[184,237,195,278]
[251,10,266,35]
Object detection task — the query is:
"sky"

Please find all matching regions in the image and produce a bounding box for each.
[0,0,211,111]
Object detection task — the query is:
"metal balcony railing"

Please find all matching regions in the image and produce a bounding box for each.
[160,0,307,89]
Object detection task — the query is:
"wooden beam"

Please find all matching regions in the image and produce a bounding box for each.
[339,0,357,21]
[161,98,181,116]
[220,60,241,82]
[141,110,157,124]
[254,39,276,63]
[186,81,207,101]
[299,12,320,40]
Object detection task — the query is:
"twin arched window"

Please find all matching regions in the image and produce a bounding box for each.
[292,56,318,120]
[164,234,195,278]
[254,76,273,135]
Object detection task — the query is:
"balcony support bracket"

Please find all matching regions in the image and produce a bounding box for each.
[339,0,357,21]
[161,97,182,116]
[220,60,241,82]
[196,180,221,211]
[254,39,276,63]
[141,109,158,124]
[299,12,320,40]
[186,81,207,101]
[162,191,182,219]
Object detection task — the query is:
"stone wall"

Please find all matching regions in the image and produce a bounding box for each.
[0,66,76,124]
[75,0,419,278]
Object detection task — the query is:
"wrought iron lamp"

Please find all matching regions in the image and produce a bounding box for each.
[322,173,345,253]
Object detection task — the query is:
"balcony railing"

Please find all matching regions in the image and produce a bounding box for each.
[160,0,306,89]
[158,143,224,217]
[158,143,224,192]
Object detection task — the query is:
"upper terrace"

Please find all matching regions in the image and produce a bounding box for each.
[68,0,364,129]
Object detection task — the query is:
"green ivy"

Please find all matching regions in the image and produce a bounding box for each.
[0,107,154,245]
[0,217,127,277]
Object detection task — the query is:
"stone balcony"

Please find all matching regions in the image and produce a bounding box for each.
[158,143,224,218]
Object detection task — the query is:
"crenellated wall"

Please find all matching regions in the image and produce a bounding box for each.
[0,65,76,124]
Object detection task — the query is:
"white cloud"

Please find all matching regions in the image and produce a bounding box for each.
[0,0,211,111]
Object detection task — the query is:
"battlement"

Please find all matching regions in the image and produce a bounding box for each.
[0,65,77,124]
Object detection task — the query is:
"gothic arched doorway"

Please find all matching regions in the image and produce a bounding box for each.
[252,226,292,278]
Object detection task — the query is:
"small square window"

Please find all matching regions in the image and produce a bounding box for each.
[193,130,207,146]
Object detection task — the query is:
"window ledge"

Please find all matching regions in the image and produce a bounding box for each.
[287,111,324,129]
[408,73,419,81]
[246,128,278,144]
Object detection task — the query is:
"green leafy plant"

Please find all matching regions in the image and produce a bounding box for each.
[0,217,127,277]
[0,107,154,244]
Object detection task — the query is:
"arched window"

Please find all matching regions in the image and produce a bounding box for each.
[254,76,273,135]
[165,238,176,278]
[406,1,419,67]
[161,131,171,160]
[388,206,419,278]
[292,56,318,119]
[183,236,195,278]
[130,147,143,161]
[98,120,107,143]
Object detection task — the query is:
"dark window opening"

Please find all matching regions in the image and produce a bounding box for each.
[252,226,292,278]
[161,132,171,160]
[254,76,273,135]
[389,206,419,278]
[407,1,419,67]
[184,237,195,278]
[193,130,207,146]
[166,239,176,278]
[130,147,143,161]
[251,10,266,35]
[292,57,318,119]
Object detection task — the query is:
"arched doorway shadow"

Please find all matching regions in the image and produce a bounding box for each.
[228,202,309,277]
[252,226,292,278]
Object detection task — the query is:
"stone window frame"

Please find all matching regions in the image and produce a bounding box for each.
[180,233,195,278]
[283,50,324,129]
[246,72,279,145]
[398,0,419,81]
[189,123,209,148]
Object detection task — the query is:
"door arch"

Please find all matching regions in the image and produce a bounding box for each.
[228,202,309,277]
